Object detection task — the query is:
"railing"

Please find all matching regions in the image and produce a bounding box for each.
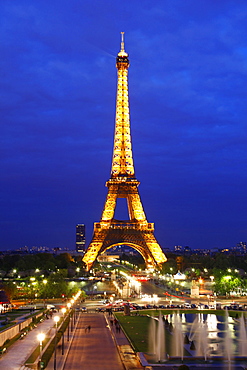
[95,222,154,231]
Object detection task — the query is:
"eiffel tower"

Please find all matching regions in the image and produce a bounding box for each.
[83,33,167,271]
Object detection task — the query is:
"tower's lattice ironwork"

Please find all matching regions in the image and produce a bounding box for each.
[83,33,167,271]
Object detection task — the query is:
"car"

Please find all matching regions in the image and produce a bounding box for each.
[96,307,106,312]
[132,304,142,310]
[46,304,55,310]
[184,303,191,309]
[115,299,123,304]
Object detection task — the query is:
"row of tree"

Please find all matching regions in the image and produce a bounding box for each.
[1,250,247,298]
[160,252,247,274]
[2,270,86,300]
[1,250,247,274]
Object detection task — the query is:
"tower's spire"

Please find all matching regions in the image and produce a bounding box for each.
[111,32,134,177]
[118,31,128,58]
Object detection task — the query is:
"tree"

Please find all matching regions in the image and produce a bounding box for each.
[161,258,177,274]
[213,273,243,296]
[1,282,17,300]
[56,253,74,269]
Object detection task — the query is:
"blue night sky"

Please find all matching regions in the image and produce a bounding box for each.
[1,1,246,251]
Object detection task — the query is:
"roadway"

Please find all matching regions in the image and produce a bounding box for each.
[79,275,247,311]
[141,280,174,297]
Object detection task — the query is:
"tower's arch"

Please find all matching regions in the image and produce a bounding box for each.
[97,241,158,267]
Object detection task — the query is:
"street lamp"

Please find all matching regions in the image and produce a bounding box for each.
[53,316,59,370]
[54,315,60,326]
[67,303,71,341]
[37,333,45,370]
[60,307,66,354]
[42,279,48,307]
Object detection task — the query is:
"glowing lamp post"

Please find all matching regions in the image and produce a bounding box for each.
[37,333,45,370]
[70,300,75,329]
[53,315,59,370]
[54,315,59,327]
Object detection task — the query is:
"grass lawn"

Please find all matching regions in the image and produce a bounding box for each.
[0,309,42,321]
[115,311,192,356]
[1,310,30,319]
[115,313,150,352]
[25,337,50,364]
[0,308,44,333]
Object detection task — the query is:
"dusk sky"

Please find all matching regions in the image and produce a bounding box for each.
[1,1,246,252]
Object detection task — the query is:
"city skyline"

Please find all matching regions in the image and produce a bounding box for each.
[1,1,246,251]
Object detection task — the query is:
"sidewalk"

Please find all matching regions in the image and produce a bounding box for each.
[105,313,144,370]
[0,313,61,370]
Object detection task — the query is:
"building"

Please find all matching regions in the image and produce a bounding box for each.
[76,224,86,252]
[97,254,120,263]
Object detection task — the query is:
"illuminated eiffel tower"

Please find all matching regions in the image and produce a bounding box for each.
[83,33,167,271]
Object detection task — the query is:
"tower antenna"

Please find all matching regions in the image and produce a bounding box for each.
[120,31,125,52]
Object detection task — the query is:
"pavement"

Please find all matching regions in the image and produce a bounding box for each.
[57,312,125,370]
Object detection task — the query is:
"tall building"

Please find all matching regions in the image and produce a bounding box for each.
[76,224,86,252]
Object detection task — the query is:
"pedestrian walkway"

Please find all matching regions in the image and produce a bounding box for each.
[0,313,61,370]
